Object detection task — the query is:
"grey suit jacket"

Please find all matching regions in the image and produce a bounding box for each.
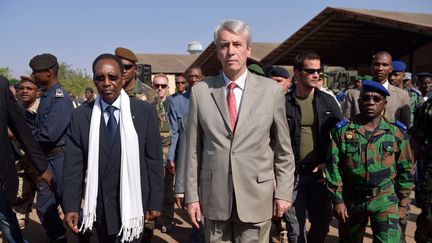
[185,71,295,223]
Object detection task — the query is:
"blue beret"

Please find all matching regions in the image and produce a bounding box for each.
[269,66,290,79]
[392,61,406,72]
[29,53,58,71]
[361,80,390,96]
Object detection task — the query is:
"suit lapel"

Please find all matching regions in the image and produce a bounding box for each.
[235,72,259,132]
[210,74,231,131]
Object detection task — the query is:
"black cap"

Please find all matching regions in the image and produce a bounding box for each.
[29,53,58,71]
[416,72,432,78]
[269,66,290,79]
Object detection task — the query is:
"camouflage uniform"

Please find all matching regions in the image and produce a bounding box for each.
[405,87,423,128]
[411,99,432,243]
[325,116,414,243]
[126,79,156,102]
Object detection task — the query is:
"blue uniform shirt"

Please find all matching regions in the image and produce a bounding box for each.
[167,91,190,162]
[34,82,73,150]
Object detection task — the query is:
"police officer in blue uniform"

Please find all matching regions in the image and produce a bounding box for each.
[30,53,74,243]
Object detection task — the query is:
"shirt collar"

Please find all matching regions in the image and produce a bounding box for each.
[100,95,121,111]
[222,70,247,90]
[382,80,389,90]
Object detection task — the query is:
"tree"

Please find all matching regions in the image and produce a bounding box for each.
[57,62,95,97]
[0,67,14,80]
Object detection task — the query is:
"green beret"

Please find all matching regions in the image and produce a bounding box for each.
[115,47,138,62]
[9,79,20,85]
[29,53,58,71]
[247,64,265,76]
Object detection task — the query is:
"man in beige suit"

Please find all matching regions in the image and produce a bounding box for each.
[342,51,410,126]
[185,19,295,243]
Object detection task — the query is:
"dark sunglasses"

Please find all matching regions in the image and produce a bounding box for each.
[154,84,168,89]
[176,82,186,85]
[94,74,121,82]
[123,64,134,70]
[301,68,323,74]
[359,95,384,103]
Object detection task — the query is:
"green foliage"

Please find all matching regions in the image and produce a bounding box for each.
[57,62,95,97]
[0,67,14,80]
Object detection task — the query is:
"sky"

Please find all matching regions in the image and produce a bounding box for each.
[1,0,431,78]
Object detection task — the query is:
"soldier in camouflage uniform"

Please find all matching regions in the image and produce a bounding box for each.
[115,47,156,102]
[411,98,432,242]
[325,80,414,243]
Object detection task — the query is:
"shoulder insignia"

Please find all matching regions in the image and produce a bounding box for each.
[393,120,407,131]
[55,88,64,98]
[336,119,349,129]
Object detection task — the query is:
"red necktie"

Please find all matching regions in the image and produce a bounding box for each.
[227,82,237,131]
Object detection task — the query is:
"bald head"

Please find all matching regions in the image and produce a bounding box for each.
[371,51,393,84]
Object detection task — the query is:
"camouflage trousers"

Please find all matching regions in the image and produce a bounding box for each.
[339,194,400,243]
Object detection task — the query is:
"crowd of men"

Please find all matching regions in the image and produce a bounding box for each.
[1,18,432,243]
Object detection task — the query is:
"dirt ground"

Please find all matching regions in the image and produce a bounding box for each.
[1,198,420,243]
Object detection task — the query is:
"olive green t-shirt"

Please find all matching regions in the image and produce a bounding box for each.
[296,94,317,163]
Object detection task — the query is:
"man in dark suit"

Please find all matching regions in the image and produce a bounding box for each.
[63,54,164,242]
[0,75,54,243]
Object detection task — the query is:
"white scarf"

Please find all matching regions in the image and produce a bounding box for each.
[80,89,143,242]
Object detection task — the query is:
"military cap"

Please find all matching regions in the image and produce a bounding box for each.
[115,47,138,62]
[8,79,20,85]
[351,75,363,81]
[361,80,390,96]
[247,64,265,76]
[19,75,39,87]
[392,60,406,72]
[362,75,373,81]
[269,66,290,79]
[29,53,58,71]
[416,72,432,78]
[403,72,412,80]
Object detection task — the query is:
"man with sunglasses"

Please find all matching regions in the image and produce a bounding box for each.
[325,80,413,243]
[29,53,74,243]
[115,47,155,102]
[284,51,341,243]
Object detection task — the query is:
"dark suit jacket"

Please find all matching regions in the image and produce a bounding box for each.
[0,76,47,202]
[62,98,164,235]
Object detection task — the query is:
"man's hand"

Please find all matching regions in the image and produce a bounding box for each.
[187,202,202,228]
[145,210,161,221]
[167,160,175,174]
[65,212,80,233]
[312,163,326,183]
[334,203,349,223]
[38,169,57,192]
[398,206,407,219]
[273,199,291,218]
[175,195,185,210]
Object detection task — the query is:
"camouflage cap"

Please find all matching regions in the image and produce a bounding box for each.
[29,53,58,71]
[115,47,138,62]
[19,75,39,87]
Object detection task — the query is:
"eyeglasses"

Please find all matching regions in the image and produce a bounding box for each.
[94,74,121,82]
[176,82,186,85]
[154,84,168,89]
[359,95,384,103]
[123,64,134,70]
[301,68,323,75]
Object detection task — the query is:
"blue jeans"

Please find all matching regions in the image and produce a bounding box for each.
[0,187,27,243]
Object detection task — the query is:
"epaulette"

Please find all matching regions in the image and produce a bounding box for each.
[55,88,64,98]
[336,118,349,129]
[393,120,407,132]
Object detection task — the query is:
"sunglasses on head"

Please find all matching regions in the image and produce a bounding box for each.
[154,84,168,89]
[301,68,323,74]
[123,64,134,70]
[359,95,384,103]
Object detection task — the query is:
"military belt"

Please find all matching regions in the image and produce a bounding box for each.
[346,182,393,199]
[47,146,65,158]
